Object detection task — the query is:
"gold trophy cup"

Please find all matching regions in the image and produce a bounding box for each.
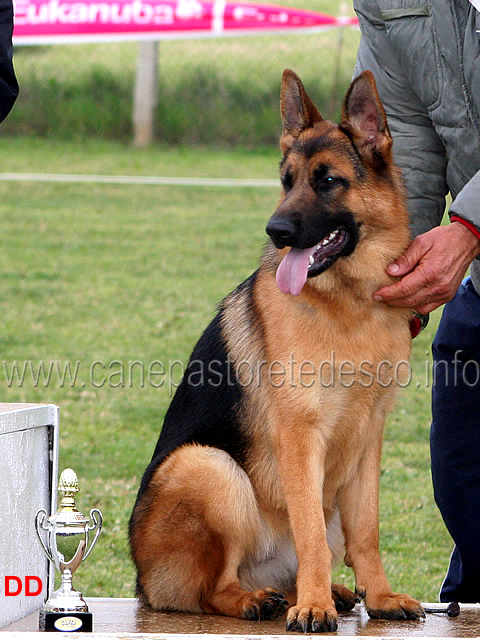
[35,468,102,632]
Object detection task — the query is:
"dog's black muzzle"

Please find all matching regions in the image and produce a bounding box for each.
[266,217,298,249]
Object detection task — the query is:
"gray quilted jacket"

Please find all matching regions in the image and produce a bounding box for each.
[353,0,480,292]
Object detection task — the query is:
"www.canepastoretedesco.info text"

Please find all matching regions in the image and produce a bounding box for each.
[2,352,479,394]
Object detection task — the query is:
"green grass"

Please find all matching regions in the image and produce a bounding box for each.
[6,0,360,144]
[0,137,452,603]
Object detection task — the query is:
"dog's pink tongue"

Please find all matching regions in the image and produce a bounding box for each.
[276,247,312,296]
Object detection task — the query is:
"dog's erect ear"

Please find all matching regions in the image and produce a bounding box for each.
[340,70,392,167]
[280,69,323,154]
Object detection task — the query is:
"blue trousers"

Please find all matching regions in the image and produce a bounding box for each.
[431,277,480,602]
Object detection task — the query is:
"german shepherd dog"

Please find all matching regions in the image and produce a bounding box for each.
[129,70,425,632]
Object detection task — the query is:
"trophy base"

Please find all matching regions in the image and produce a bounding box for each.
[39,611,93,632]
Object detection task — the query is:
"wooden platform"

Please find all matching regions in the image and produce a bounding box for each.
[4,598,480,638]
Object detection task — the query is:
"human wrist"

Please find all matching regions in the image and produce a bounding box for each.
[450,216,480,243]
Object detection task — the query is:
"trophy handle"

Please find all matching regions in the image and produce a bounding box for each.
[83,508,103,562]
[35,509,55,565]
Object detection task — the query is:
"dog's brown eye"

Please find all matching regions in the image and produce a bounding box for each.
[282,170,293,191]
[318,173,336,187]
[314,171,347,192]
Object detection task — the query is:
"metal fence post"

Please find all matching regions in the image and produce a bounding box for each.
[133,41,158,147]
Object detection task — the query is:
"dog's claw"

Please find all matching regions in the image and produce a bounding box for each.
[355,585,366,600]
[286,606,338,633]
[286,617,296,632]
[262,590,288,619]
[366,593,425,622]
[312,614,337,633]
[243,589,288,621]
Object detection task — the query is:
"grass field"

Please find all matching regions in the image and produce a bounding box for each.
[0,136,453,603]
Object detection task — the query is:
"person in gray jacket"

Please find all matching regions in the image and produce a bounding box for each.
[353,1,480,602]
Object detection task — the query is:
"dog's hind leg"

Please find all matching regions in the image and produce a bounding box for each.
[332,583,358,611]
[130,444,288,620]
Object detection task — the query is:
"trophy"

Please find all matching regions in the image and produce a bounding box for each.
[35,468,102,632]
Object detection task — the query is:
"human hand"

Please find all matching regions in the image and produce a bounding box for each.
[373,222,480,314]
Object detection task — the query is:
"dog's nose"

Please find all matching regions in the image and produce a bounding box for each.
[266,217,297,248]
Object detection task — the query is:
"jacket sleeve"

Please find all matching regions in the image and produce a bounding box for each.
[0,0,18,123]
[449,170,480,231]
[353,0,448,238]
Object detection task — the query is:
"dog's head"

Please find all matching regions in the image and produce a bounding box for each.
[266,70,410,297]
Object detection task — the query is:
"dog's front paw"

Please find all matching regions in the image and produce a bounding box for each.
[366,592,425,621]
[286,604,338,633]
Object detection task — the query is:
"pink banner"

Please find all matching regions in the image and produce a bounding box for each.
[12,0,357,44]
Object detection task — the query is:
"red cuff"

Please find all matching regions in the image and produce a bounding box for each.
[451,216,480,241]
